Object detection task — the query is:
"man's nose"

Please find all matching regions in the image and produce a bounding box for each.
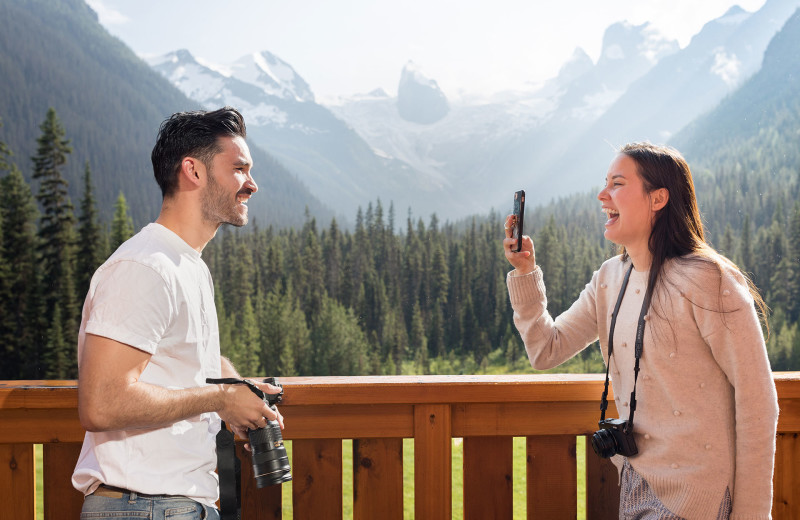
[246,174,258,193]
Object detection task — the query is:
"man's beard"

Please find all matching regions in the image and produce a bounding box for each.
[201,167,248,227]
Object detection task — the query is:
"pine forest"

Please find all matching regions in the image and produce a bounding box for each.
[1,110,799,380]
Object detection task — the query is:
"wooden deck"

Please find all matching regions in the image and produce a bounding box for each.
[1,373,798,519]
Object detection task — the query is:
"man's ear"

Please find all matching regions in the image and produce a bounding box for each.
[180,157,203,187]
[651,187,669,212]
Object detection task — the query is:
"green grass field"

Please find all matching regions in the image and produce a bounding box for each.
[41,437,588,519]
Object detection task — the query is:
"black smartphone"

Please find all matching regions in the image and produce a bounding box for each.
[512,190,525,253]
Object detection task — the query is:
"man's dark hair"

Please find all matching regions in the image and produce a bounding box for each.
[151,106,247,198]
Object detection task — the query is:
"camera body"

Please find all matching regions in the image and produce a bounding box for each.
[247,377,292,487]
[591,418,638,459]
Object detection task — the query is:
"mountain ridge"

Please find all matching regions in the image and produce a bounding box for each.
[0,0,331,228]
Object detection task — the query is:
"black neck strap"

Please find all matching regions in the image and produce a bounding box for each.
[599,264,652,431]
[207,378,246,520]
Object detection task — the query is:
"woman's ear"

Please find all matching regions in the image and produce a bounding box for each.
[651,188,669,212]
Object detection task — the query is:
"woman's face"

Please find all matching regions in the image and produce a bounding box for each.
[597,154,658,254]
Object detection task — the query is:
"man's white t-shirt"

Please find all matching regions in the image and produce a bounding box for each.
[72,223,222,507]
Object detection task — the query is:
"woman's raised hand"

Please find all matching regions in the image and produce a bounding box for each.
[503,214,536,275]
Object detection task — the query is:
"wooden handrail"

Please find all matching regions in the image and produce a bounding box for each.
[1,372,798,519]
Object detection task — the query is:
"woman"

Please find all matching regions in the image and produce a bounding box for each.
[503,143,778,519]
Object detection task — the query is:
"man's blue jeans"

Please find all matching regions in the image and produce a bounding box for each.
[80,488,220,520]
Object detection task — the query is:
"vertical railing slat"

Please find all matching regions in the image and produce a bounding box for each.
[353,437,403,520]
[43,442,84,518]
[772,432,799,519]
[238,442,283,519]
[0,443,35,519]
[292,438,343,519]
[414,404,451,520]
[463,436,513,520]
[526,434,577,519]
[585,437,620,520]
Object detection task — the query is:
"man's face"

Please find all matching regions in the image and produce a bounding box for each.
[201,136,257,227]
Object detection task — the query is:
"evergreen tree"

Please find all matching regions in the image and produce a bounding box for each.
[0,203,11,377]
[0,118,12,172]
[323,218,343,300]
[535,216,565,313]
[740,214,754,276]
[110,191,134,252]
[0,167,39,378]
[260,282,311,376]
[228,295,260,376]
[76,162,106,298]
[409,302,428,373]
[32,108,78,378]
[219,238,259,375]
[787,202,800,322]
[43,304,71,378]
[301,219,326,322]
[721,224,736,263]
[310,295,369,376]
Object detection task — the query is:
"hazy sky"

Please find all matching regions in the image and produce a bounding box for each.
[88,0,768,102]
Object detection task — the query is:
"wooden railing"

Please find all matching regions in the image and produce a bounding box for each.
[1,373,799,519]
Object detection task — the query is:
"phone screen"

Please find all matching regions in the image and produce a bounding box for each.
[512,190,525,253]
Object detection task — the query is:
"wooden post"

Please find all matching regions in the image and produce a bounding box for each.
[0,443,34,519]
[292,438,343,519]
[463,436,513,520]
[526,435,577,519]
[43,443,84,517]
[353,438,403,520]
[585,438,620,520]
[772,432,799,519]
[414,404,451,520]
[238,442,284,519]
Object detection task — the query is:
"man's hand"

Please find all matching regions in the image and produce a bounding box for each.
[217,381,284,430]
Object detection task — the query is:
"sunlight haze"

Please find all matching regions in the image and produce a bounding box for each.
[88,0,768,102]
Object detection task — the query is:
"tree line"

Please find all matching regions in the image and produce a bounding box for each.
[1,109,799,380]
[1,110,136,379]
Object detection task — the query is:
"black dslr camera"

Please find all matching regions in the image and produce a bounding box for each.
[246,377,292,488]
[591,418,638,459]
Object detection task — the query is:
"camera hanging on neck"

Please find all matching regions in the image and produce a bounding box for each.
[593,263,652,459]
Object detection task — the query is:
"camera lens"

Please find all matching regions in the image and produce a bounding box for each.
[591,429,618,459]
[248,421,292,488]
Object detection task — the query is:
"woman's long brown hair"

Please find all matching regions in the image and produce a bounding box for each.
[618,142,768,332]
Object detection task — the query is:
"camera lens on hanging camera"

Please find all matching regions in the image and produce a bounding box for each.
[248,377,292,487]
[591,418,638,459]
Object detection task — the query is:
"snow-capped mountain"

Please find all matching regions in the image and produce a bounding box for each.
[397,61,449,124]
[148,0,800,221]
[329,20,679,214]
[532,0,800,205]
[226,51,315,103]
[330,0,800,215]
[553,21,679,121]
[149,50,455,219]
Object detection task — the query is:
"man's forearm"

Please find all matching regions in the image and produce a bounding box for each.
[79,379,225,432]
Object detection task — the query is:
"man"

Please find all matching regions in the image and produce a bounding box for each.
[72,107,282,519]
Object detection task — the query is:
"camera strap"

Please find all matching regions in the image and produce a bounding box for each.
[214,420,241,520]
[207,377,262,520]
[599,264,652,431]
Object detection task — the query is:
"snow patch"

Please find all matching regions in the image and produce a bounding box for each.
[710,48,742,86]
